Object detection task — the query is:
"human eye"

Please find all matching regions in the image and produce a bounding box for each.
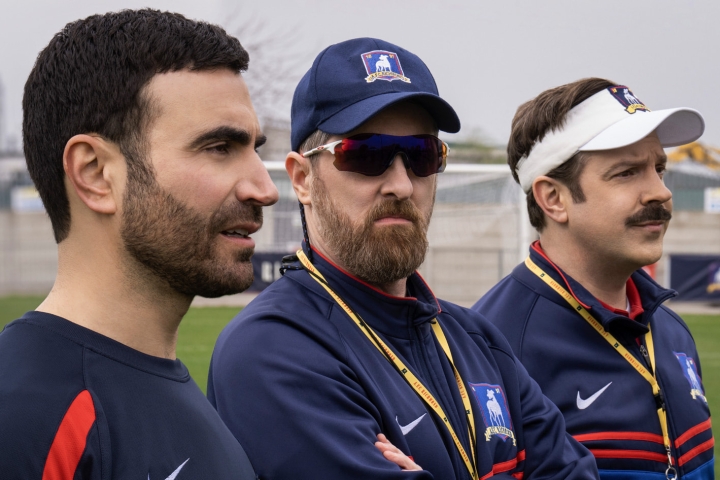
[656,164,667,177]
[615,168,636,178]
[205,142,231,155]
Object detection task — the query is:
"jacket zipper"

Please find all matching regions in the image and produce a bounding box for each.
[411,323,470,480]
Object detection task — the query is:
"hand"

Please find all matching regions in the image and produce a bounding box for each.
[375,433,422,471]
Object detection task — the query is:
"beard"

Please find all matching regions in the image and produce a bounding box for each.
[310,174,432,288]
[120,165,262,298]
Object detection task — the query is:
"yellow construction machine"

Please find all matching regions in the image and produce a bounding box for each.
[668,142,720,170]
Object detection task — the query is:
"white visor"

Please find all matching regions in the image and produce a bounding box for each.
[516,86,705,193]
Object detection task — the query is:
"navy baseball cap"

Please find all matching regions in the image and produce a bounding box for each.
[290,37,461,152]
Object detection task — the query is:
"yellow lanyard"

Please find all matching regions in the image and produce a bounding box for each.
[297,250,479,480]
[525,257,677,479]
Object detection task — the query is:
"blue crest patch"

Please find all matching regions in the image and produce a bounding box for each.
[674,352,707,403]
[608,86,650,114]
[470,383,516,445]
[706,262,720,294]
[360,50,411,83]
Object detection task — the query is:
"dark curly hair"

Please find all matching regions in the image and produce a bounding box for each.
[23,9,249,242]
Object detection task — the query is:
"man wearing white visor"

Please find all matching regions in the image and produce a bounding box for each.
[473,78,714,479]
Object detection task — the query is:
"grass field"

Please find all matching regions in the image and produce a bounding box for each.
[0,295,240,392]
[1,296,717,474]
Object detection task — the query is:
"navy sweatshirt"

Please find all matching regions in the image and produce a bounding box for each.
[209,246,598,479]
[473,244,714,479]
[0,311,256,479]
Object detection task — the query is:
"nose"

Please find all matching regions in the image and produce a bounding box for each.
[379,153,414,200]
[642,167,672,207]
[237,155,279,207]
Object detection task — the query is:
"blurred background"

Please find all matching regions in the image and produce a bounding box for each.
[1,0,719,305]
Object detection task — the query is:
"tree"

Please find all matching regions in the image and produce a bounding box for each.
[224,12,310,123]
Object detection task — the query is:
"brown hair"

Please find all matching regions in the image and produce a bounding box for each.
[298,129,332,165]
[507,77,615,230]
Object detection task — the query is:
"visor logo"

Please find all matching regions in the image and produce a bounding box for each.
[361,50,411,83]
[608,86,650,114]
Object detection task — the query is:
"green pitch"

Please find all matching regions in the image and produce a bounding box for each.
[1,296,717,474]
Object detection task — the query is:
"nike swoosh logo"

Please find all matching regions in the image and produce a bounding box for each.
[577,382,612,410]
[148,458,190,480]
[396,414,426,435]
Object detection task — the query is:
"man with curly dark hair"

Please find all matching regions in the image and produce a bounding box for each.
[0,9,278,478]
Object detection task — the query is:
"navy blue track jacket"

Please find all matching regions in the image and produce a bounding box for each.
[209,246,599,480]
[473,244,714,479]
[0,312,256,479]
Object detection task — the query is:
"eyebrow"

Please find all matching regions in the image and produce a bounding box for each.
[602,154,668,178]
[187,126,267,150]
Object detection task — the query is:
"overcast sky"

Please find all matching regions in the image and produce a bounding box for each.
[2,0,719,152]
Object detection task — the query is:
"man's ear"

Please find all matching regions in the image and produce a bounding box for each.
[285,151,313,206]
[532,176,569,225]
[63,134,124,215]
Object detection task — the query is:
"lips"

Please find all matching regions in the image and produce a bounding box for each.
[211,204,264,239]
[369,201,421,225]
[375,215,412,222]
[222,227,250,237]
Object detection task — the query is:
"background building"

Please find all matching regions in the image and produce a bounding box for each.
[2,125,720,305]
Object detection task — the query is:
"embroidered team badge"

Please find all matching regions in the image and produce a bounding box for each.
[706,262,720,294]
[470,383,516,445]
[674,352,707,403]
[608,86,650,114]
[361,50,411,83]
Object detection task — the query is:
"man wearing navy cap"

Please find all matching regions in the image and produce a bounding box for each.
[473,78,714,479]
[208,38,599,480]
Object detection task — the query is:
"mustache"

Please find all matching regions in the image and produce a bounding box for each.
[625,203,672,227]
[368,199,423,224]
[210,202,264,232]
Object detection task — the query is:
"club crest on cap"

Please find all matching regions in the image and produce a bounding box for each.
[608,86,650,114]
[361,50,411,83]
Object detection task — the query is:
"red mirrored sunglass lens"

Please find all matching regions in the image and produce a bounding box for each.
[333,134,446,177]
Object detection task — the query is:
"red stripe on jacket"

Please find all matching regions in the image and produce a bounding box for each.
[678,438,715,467]
[675,419,712,449]
[579,420,714,467]
[42,390,96,480]
[589,449,669,464]
[480,450,526,480]
[574,431,664,444]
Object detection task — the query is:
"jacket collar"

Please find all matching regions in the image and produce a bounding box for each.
[290,243,441,339]
[515,241,676,337]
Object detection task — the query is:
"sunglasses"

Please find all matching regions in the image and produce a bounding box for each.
[302,133,449,177]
